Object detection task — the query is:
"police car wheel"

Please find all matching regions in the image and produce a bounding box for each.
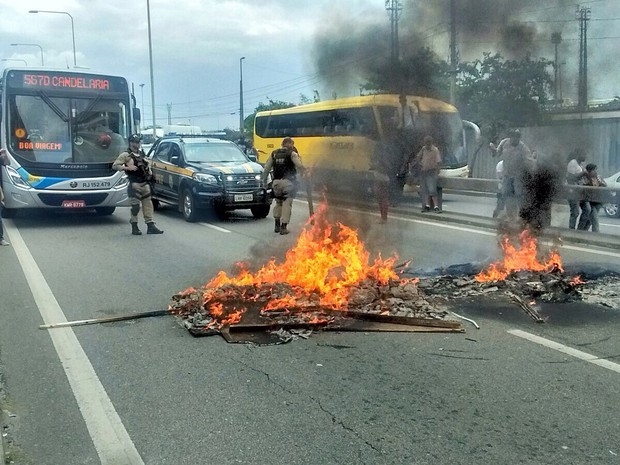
[182,188,199,222]
[251,205,270,219]
[604,203,619,218]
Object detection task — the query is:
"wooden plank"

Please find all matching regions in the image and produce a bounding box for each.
[39,309,170,330]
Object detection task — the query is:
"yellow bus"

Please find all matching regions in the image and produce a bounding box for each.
[253,94,480,194]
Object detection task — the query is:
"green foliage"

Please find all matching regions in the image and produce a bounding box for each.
[456,52,553,140]
[245,98,298,140]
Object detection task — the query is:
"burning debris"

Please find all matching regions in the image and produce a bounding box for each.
[170,203,462,344]
[168,204,617,344]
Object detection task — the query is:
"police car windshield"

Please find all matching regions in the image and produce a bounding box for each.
[185,143,248,163]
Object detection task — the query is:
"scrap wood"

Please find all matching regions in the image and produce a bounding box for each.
[506,291,545,323]
[39,309,169,330]
[342,310,463,329]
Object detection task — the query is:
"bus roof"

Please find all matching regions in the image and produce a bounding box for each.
[256,94,458,117]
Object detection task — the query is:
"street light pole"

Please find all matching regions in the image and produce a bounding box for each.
[239,56,245,138]
[139,83,145,130]
[2,59,28,66]
[29,10,76,67]
[146,0,157,135]
[10,43,44,66]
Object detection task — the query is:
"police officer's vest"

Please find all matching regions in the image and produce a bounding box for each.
[271,148,296,180]
[126,150,150,183]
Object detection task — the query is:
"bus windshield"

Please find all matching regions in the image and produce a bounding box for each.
[8,93,129,165]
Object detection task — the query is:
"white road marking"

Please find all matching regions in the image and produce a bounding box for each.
[601,222,620,229]
[508,329,620,374]
[4,222,145,465]
[198,221,231,232]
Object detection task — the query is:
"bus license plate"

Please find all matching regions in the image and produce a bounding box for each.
[62,200,86,208]
[234,194,253,202]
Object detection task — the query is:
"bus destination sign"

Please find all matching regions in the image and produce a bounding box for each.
[6,70,127,93]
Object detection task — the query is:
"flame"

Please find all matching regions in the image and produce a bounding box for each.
[476,230,563,282]
[196,202,400,316]
[570,275,586,285]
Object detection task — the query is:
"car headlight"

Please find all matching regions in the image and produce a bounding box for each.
[194,173,219,185]
[6,166,31,188]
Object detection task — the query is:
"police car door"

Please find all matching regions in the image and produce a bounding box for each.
[151,142,175,200]
[168,143,185,200]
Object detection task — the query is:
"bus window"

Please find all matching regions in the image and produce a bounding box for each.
[8,93,128,164]
[9,95,71,162]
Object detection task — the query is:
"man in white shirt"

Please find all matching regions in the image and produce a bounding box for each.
[566,148,587,229]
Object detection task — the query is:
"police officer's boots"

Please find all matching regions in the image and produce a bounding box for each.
[274,218,281,233]
[280,223,289,235]
[131,223,142,235]
[146,222,164,234]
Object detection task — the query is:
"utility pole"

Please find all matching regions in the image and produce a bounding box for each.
[449,0,458,104]
[576,5,591,111]
[385,0,403,63]
[139,83,145,130]
[551,32,562,102]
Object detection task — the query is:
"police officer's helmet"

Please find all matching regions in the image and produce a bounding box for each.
[128,134,141,143]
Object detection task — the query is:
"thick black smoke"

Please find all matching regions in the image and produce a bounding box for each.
[311,0,618,102]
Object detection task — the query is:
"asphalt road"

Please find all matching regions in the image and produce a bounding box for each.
[1,198,619,465]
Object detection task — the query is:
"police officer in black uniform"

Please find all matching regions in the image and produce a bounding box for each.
[261,137,305,235]
[112,134,163,235]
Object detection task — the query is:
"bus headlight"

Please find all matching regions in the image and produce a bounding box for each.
[6,166,31,188]
[194,173,218,185]
[115,175,129,189]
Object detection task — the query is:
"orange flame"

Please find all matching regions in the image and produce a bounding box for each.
[201,202,400,312]
[570,275,586,285]
[476,230,563,282]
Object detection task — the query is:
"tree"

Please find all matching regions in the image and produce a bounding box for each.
[244,98,298,138]
[456,52,553,140]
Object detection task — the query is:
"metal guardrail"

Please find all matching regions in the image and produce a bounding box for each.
[437,177,619,204]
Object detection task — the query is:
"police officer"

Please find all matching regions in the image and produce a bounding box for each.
[112,134,164,235]
[261,137,304,235]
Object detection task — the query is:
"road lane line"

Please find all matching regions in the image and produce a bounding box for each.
[508,329,620,374]
[198,221,231,232]
[4,222,145,465]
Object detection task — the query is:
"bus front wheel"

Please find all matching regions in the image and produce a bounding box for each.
[1,208,16,218]
[95,207,116,216]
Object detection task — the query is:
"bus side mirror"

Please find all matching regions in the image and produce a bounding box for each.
[134,108,141,128]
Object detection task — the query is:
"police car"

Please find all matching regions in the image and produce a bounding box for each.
[147,135,271,222]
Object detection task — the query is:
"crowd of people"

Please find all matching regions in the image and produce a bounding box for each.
[487,129,608,233]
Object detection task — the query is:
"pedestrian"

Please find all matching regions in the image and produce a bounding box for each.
[577,163,607,232]
[370,142,392,223]
[489,129,533,220]
[261,137,305,235]
[0,149,10,246]
[414,135,442,213]
[245,141,259,161]
[112,134,164,235]
[566,148,587,229]
[492,160,505,219]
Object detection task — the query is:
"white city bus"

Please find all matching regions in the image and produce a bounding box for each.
[0,68,139,217]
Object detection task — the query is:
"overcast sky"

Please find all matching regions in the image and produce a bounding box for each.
[0,0,617,132]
